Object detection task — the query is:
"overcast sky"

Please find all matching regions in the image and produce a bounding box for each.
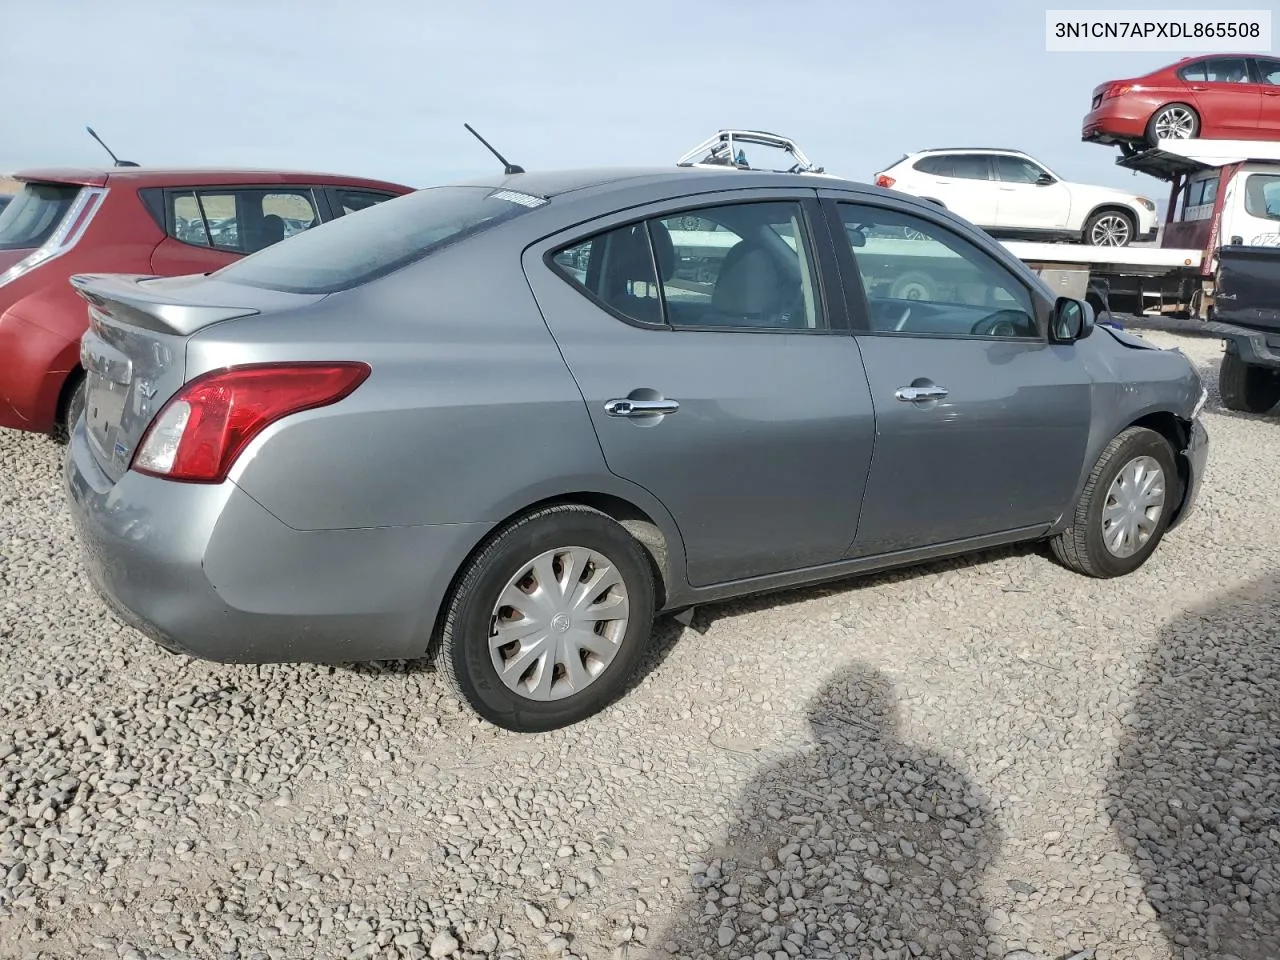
[0,0,1266,201]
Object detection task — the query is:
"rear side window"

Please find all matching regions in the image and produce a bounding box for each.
[332,188,400,216]
[166,187,320,254]
[0,182,81,251]
[214,185,543,294]
[1180,58,1250,83]
[550,200,823,331]
[914,156,952,176]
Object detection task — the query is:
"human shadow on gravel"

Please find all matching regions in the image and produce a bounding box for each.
[648,663,1002,960]
[1107,576,1280,959]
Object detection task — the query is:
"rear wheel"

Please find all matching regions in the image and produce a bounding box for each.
[435,504,656,732]
[1219,352,1280,413]
[52,373,87,444]
[1051,427,1178,578]
[1146,103,1199,145]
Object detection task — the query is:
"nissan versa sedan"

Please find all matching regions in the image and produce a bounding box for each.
[64,167,1209,732]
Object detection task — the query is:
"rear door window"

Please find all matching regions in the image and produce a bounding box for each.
[330,188,401,217]
[0,182,82,250]
[165,187,321,254]
[948,155,993,180]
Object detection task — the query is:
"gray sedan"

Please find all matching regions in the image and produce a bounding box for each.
[64,166,1208,731]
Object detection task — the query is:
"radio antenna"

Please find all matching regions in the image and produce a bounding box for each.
[464,123,524,175]
[86,126,139,167]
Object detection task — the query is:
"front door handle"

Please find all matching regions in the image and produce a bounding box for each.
[604,397,680,417]
[895,384,948,402]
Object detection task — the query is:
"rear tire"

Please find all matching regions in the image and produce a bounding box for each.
[52,374,86,444]
[1145,103,1200,145]
[1219,352,1280,413]
[1051,427,1178,578]
[435,504,656,732]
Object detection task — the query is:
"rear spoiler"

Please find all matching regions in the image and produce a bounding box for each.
[70,273,260,336]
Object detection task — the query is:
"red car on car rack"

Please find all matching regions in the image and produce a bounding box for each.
[0,166,413,437]
[1083,53,1280,152]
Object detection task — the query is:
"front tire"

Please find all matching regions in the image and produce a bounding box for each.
[1051,427,1178,578]
[1084,209,1135,247]
[435,504,656,732]
[1219,352,1280,413]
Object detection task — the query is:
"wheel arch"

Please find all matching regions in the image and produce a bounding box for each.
[1125,410,1194,525]
[1084,202,1139,232]
[422,488,687,657]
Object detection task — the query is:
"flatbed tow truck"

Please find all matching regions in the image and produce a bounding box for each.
[677,131,1280,414]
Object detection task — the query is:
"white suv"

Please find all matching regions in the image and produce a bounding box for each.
[874,148,1159,247]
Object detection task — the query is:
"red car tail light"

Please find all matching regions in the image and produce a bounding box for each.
[131,362,371,483]
[875,174,896,188]
[1103,82,1134,100]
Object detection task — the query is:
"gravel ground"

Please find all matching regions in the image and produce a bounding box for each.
[1,329,1277,960]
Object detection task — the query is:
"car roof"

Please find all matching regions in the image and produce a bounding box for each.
[449,165,869,199]
[9,166,414,192]
[910,147,1029,156]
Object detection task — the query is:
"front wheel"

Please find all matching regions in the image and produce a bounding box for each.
[1219,352,1280,413]
[1051,427,1178,578]
[1084,209,1135,247]
[435,504,656,732]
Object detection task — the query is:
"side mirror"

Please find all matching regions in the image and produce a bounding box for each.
[1035,173,1056,186]
[1051,296,1094,342]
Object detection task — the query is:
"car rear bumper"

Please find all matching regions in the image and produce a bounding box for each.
[64,421,489,664]
[1081,102,1150,142]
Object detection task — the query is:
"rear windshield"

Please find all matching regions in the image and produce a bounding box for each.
[213,185,546,294]
[0,182,81,251]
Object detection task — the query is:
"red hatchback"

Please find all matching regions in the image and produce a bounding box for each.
[0,166,413,437]
[1083,54,1280,151]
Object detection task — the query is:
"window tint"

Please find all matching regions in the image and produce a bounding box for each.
[948,155,992,180]
[1204,58,1250,83]
[550,201,823,331]
[167,188,320,254]
[914,155,952,176]
[551,226,663,325]
[1256,58,1280,85]
[994,155,1046,183]
[0,182,81,251]
[214,185,542,294]
[334,189,399,216]
[838,203,1038,339]
[1245,174,1280,221]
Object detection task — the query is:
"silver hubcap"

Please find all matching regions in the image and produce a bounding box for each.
[1090,215,1132,246]
[1102,456,1166,558]
[489,546,630,701]
[1154,108,1195,139]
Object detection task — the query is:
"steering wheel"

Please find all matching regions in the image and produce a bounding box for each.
[970,310,1028,338]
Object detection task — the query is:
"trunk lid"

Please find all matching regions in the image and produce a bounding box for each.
[71,272,321,482]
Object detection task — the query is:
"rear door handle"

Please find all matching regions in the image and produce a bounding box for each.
[895,384,948,402]
[604,398,680,417]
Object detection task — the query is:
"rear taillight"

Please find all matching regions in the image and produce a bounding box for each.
[875,174,896,188]
[1103,82,1133,99]
[131,362,371,483]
